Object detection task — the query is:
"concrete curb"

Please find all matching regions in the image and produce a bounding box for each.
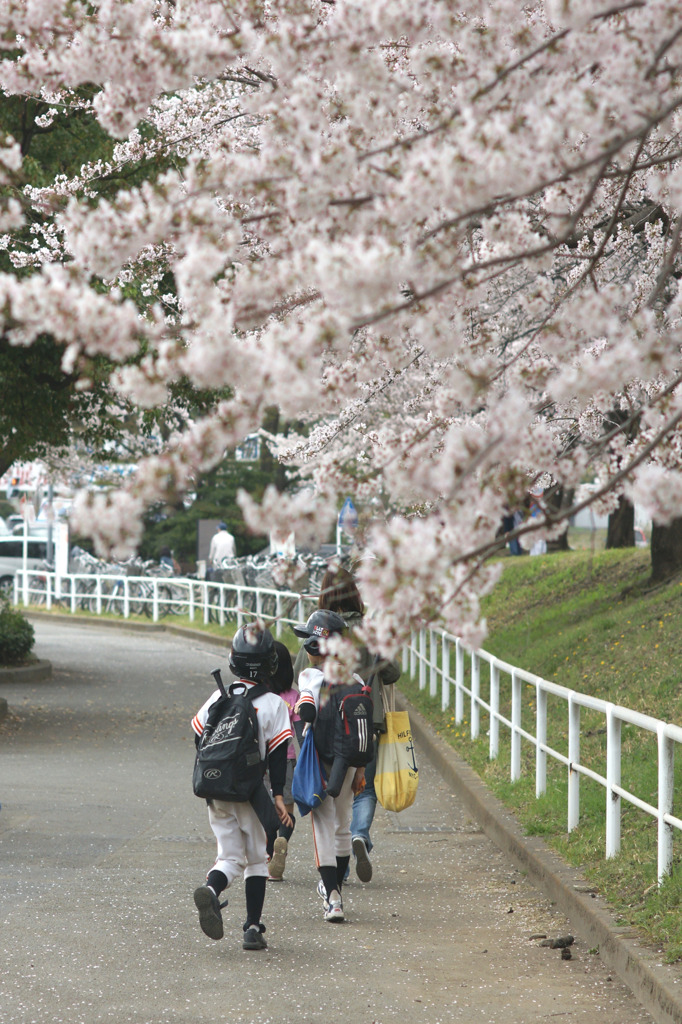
[0,659,52,685]
[24,611,230,648]
[25,611,166,635]
[397,691,682,1024]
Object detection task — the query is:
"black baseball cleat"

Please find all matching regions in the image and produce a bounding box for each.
[193,885,226,940]
[243,924,268,950]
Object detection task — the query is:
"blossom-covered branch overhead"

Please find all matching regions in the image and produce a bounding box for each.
[2,0,682,649]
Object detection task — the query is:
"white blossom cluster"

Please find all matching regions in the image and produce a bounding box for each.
[2,1,682,648]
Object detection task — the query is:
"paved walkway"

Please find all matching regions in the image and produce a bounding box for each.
[0,620,660,1023]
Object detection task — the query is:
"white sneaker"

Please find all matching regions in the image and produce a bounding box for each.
[316,878,329,912]
[324,890,344,923]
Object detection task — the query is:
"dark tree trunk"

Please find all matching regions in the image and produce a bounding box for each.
[260,406,288,491]
[545,487,574,552]
[606,496,635,549]
[650,518,682,582]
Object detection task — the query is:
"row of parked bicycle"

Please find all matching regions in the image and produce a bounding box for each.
[18,548,333,624]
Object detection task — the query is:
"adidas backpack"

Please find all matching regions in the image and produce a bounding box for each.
[193,676,267,803]
[314,675,374,797]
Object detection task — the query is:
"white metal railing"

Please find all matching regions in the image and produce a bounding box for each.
[403,627,682,885]
[13,569,317,637]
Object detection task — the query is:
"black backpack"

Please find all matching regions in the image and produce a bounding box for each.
[193,671,267,803]
[314,676,374,797]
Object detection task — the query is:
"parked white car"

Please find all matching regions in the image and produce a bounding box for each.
[0,535,49,596]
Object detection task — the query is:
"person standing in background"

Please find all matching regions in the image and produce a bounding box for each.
[208,521,236,569]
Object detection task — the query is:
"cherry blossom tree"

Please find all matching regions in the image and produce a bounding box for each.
[2,0,682,652]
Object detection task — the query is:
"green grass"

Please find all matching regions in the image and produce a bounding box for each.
[400,546,682,962]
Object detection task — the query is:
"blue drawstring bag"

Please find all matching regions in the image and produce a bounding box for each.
[291,728,327,816]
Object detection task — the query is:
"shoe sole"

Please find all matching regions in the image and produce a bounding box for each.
[268,837,287,880]
[352,837,373,883]
[193,887,224,940]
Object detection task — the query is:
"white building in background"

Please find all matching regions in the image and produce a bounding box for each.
[570,483,651,533]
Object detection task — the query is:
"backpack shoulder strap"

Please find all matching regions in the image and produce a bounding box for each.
[247,683,268,702]
[227,680,268,702]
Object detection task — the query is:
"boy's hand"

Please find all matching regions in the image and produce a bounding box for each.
[274,795,293,829]
[352,767,366,795]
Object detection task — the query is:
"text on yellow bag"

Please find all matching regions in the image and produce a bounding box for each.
[375,709,418,813]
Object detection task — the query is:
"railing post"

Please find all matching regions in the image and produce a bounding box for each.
[152,579,159,622]
[419,629,426,691]
[95,576,102,616]
[606,707,621,859]
[658,725,675,884]
[256,589,263,622]
[22,569,29,607]
[237,589,244,629]
[455,639,464,724]
[429,629,438,698]
[410,632,416,680]
[536,684,547,797]
[441,635,450,711]
[219,584,226,626]
[511,669,521,781]
[568,697,580,832]
[70,576,77,614]
[471,652,480,739]
[489,661,500,760]
[402,642,409,676]
[123,579,130,619]
[203,583,210,625]
[46,574,53,610]
[276,594,282,637]
[189,582,195,622]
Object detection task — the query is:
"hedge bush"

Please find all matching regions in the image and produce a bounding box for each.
[0,600,35,664]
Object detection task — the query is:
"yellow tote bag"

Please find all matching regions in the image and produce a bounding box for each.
[375,689,418,813]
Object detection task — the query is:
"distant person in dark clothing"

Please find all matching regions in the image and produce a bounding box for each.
[159,546,180,572]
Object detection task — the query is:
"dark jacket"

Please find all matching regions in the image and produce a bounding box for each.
[292,609,400,732]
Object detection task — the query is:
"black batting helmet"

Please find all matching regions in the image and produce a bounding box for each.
[293,609,346,656]
[229,625,278,682]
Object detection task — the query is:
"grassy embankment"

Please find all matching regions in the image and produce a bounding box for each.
[399,544,682,962]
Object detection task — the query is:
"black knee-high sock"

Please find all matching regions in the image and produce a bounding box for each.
[206,869,227,895]
[244,875,267,929]
[319,865,338,899]
[278,814,296,843]
[336,855,350,891]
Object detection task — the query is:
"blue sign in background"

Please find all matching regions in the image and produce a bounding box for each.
[338,496,358,534]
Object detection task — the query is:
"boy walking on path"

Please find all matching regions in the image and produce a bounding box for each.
[191,626,292,949]
[266,641,300,881]
[294,610,367,923]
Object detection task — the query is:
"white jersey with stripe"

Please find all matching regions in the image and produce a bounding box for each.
[297,666,365,717]
[191,681,292,760]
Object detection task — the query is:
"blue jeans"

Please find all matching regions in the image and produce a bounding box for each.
[350,752,377,852]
